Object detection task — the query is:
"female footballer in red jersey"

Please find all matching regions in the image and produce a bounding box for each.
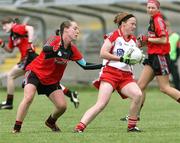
[0,17,37,110]
[0,18,79,110]
[120,0,180,122]
[74,12,143,133]
[12,20,102,133]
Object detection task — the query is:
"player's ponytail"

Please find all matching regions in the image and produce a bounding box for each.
[55,29,60,36]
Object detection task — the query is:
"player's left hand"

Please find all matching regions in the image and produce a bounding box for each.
[137,34,148,47]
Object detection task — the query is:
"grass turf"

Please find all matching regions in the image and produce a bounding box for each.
[0,86,180,143]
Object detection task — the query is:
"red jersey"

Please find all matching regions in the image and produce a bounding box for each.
[26,35,83,85]
[147,12,170,55]
[8,23,29,61]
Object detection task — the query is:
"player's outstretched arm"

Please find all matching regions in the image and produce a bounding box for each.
[76,58,103,70]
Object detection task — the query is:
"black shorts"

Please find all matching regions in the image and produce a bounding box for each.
[143,54,171,76]
[23,71,61,96]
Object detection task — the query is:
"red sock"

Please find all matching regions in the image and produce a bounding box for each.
[63,87,69,95]
[128,117,138,129]
[15,121,22,125]
[75,122,86,131]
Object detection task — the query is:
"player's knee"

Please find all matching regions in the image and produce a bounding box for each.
[23,96,34,105]
[56,103,67,112]
[7,73,16,80]
[132,91,142,104]
[138,81,146,91]
[96,102,107,112]
[159,86,168,94]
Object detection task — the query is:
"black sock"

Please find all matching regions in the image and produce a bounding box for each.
[6,94,14,105]
[14,121,22,131]
[177,98,180,103]
[46,115,57,125]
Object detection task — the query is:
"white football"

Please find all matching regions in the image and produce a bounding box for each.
[130,46,143,63]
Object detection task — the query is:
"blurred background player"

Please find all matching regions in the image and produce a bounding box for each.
[165,17,180,90]
[0,17,37,110]
[0,17,79,110]
[74,12,143,133]
[12,20,102,133]
[120,0,180,121]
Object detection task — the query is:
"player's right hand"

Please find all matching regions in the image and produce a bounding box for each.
[120,49,138,65]
[137,34,148,47]
[120,56,138,65]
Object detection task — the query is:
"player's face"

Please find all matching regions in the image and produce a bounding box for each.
[147,3,159,16]
[66,22,80,41]
[124,17,136,35]
[2,23,12,33]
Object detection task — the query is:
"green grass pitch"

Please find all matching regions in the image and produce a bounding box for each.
[0,86,180,143]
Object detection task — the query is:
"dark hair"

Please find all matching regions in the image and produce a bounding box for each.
[1,17,20,25]
[1,17,14,25]
[60,20,72,34]
[55,20,73,47]
[55,20,72,36]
